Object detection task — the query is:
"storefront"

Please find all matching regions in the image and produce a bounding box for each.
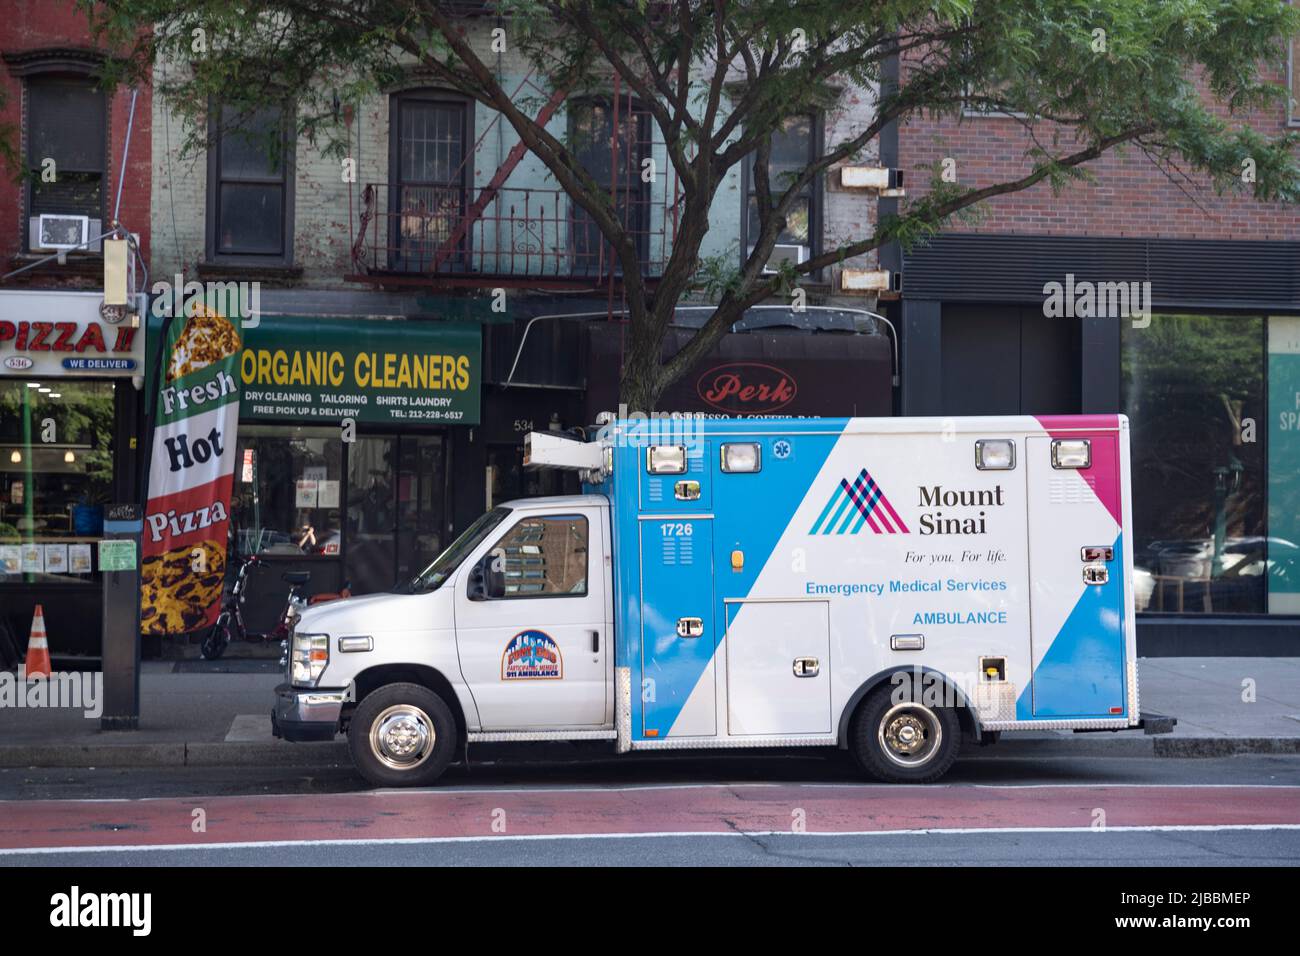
[584,314,894,419]
[226,314,481,632]
[476,306,895,513]
[1122,313,1300,618]
[0,290,145,660]
[897,233,1300,653]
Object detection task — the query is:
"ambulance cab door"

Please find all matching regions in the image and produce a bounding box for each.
[454,506,609,730]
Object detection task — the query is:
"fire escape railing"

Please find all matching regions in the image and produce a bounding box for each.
[349,72,679,287]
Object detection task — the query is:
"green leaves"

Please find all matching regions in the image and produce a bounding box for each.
[83,0,1300,407]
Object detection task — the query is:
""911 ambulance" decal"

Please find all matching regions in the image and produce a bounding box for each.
[501,630,564,680]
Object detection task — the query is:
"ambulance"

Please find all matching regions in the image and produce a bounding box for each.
[272,414,1165,786]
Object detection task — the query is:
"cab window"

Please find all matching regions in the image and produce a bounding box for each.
[489,515,588,597]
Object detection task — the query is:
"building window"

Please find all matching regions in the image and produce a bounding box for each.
[1,380,116,584]
[207,103,292,262]
[742,113,819,272]
[25,76,106,252]
[568,97,650,275]
[388,92,469,272]
[1121,314,1286,615]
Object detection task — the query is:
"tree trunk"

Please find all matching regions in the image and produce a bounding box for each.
[618,351,663,414]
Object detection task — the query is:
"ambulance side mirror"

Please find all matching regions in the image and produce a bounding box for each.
[468,552,506,601]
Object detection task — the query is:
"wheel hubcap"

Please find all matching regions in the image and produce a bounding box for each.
[370,705,434,771]
[878,704,941,768]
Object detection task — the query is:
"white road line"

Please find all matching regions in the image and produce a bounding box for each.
[3,823,1300,856]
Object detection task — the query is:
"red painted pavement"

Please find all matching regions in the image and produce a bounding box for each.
[1,785,1297,850]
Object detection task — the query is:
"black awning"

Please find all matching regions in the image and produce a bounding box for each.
[585,323,892,419]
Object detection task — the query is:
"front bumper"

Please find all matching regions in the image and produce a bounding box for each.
[271,683,346,742]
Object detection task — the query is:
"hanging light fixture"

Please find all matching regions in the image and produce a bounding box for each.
[64,450,76,463]
[9,450,20,464]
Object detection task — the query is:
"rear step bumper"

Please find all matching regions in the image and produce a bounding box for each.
[1071,712,1177,735]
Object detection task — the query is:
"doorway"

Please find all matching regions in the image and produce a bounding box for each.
[345,433,449,593]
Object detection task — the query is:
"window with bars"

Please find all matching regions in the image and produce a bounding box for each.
[207,103,292,261]
[390,93,469,272]
[568,98,650,275]
[25,77,105,251]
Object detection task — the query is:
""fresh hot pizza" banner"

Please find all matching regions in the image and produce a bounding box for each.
[141,305,242,635]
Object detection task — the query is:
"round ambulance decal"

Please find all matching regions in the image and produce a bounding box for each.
[501,630,563,680]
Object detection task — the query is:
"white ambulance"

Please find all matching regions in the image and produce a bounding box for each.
[272,415,1165,786]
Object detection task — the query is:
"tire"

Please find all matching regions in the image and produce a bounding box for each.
[200,622,231,660]
[849,684,961,784]
[347,682,456,788]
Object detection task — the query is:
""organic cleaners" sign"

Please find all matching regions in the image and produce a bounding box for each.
[237,316,481,425]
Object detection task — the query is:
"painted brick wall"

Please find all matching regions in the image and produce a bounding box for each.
[152,20,880,299]
[0,1,152,286]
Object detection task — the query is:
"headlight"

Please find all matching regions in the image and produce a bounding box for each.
[291,632,329,687]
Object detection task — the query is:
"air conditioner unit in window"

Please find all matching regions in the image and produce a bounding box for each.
[29,215,100,253]
[752,243,809,275]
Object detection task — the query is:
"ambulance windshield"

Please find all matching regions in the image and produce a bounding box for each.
[401,506,512,594]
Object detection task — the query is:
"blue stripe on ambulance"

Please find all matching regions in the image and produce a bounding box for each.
[658,427,845,736]
[1016,531,1128,719]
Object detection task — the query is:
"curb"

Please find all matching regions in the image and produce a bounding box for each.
[0,736,1298,769]
[0,741,349,770]
[1153,737,1300,758]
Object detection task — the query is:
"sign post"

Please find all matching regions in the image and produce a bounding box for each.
[101,503,142,729]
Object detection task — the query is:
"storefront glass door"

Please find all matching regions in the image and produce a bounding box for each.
[346,433,448,593]
[346,436,397,593]
[396,435,447,583]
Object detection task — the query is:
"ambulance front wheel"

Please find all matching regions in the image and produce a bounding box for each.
[348,683,456,787]
[849,686,961,783]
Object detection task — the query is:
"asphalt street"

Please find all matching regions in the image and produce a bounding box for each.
[1,752,1298,866]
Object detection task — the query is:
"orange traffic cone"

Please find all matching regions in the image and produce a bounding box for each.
[24,604,51,679]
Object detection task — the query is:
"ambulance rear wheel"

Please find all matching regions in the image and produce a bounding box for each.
[850,686,960,783]
[348,683,456,787]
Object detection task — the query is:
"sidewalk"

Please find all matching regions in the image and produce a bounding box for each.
[0,658,1297,769]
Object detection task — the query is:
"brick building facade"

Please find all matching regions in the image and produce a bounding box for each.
[886,27,1300,652]
[1,0,151,285]
[0,1,153,657]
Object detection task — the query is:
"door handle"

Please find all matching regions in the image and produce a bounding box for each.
[591,630,600,653]
[676,617,703,638]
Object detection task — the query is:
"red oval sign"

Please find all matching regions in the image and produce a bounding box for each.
[695,362,798,414]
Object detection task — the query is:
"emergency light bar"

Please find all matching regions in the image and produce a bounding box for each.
[523,431,604,471]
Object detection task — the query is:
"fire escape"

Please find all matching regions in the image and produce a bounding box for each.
[347,73,679,297]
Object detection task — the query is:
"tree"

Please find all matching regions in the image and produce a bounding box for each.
[88,0,1300,409]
